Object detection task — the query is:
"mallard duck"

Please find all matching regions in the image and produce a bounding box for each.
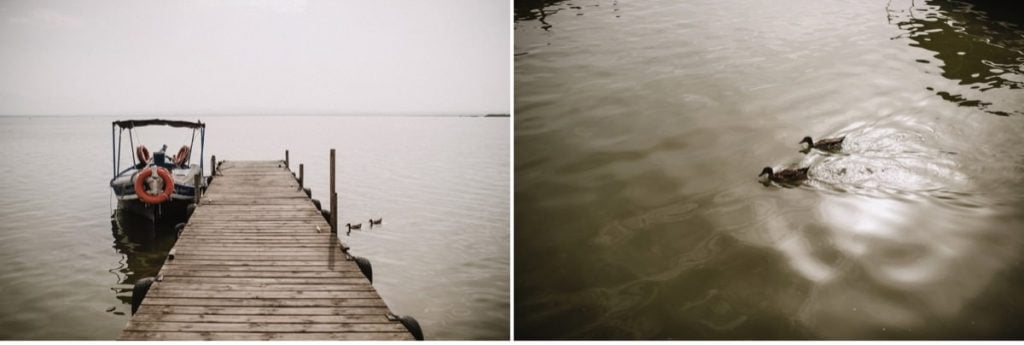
[759,166,809,185]
[799,136,845,153]
[346,223,362,236]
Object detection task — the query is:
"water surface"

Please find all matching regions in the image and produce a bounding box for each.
[515,0,1024,339]
[0,115,509,340]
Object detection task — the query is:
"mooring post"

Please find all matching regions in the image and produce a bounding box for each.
[285,150,290,170]
[332,191,338,232]
[211,155,216,176]
[330,149,337,232]
[299,163,304,188]
[193,174,201,205]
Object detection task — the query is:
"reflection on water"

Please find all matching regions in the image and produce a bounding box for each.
[888,0,1024,115]
[516,0,1024,339]
[107,210,178,308]
[514,0,563,22]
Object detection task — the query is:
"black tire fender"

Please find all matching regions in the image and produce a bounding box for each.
[353,256,373,284]
[131,277,155,315]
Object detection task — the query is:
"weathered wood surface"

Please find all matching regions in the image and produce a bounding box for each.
[120,160,413,340]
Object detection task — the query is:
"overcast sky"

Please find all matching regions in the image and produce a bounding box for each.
[0,0,509,116]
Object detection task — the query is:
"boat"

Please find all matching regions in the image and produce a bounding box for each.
[110,119,206,222]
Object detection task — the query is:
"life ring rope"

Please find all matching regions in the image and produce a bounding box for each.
[134,166,174,204]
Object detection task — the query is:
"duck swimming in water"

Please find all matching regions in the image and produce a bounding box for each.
[799,136,845,153]
[759,166,810,186]
[345,223,362,236]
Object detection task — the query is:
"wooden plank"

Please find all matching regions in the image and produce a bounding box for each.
[130,313,392,324]
[182,228,329,233]
[171,255,342,261]
[165,262,352,269]
[172,245,341,250]
[155,277,368,285]
[175,240,335,246]
[171,252,339,257]
[184,223,327,227]
[186,219,329,224]
[141,297,387,307]
[178,234,330,239]
[170,248,341,253]
[179,235,330,239]
[168,247,341,253]
[136,305,391,315]
[173,251,339,256]
[120,331,414,340]
[171,248,340,254]
[201,199,315,205]
[125,321,407,333]
[186,216,325,221]
[160,270,365,278]
[153,283,374,291]
[148,289,381,300]
[176,237,333,242]
[193,205,313,209]
[162,265,359,273]
[174,249,337,255]
[191,209,320,215]
[170,254,346,260]
[167,260,353,266]
[183,226,327,231]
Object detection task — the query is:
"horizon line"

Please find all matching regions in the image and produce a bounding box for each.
[0,113,511,118]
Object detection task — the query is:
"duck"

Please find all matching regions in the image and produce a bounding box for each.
[799,136,845,153]
[345,223,362,236]
[759,166,810,185]
[369,218,382,227]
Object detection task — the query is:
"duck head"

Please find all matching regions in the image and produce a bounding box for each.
[799,136,814,147]
[758,167,773,186]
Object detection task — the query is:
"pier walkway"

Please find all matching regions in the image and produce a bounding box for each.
[119,160,415,340]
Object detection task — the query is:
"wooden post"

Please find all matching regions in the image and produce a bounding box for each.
[299,164,304,188]
[285,150,289,169]
[193,174,201,205]
[211,155,216,176]
[331,192,338,233]
[330,149,337,232]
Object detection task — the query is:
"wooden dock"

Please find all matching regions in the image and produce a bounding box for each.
[119,160,417,340]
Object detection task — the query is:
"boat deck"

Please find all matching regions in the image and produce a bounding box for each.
[119,160,415,340]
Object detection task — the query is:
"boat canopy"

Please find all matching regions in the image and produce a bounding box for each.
[112,119,205,129]
[111,118,206,178]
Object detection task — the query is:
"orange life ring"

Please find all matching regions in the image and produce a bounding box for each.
[134,167,175,204]
[136,145,150,163]
[174,145,190,166]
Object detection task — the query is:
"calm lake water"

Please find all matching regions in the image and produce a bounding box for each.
[0,115,509,340]
[515,0,1024,340]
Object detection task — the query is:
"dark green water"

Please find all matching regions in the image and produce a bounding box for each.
[516,0,1024,339]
